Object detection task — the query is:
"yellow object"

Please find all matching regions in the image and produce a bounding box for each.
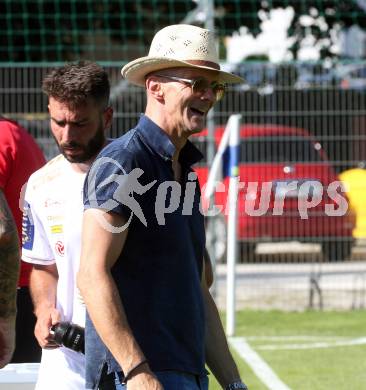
[339,168,366,238]
[50,224,63,234]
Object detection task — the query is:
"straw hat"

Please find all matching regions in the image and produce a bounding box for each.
[121,24,244,86]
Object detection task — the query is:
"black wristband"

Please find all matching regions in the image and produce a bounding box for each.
[121,359,148,385]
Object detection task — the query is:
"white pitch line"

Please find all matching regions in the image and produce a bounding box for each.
[230,337,292,390]
[245,335,349,341]
[257,337,366,350]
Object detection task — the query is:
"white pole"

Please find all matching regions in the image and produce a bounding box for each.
[226,114,241,337]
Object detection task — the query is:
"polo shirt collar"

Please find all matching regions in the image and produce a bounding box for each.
[137,115,203,167]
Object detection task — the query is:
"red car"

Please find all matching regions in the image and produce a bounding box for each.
[192,124,355,262]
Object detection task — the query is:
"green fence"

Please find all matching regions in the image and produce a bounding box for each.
[2,61,366,168]
[1,0,366,63]
[2,1,366,310]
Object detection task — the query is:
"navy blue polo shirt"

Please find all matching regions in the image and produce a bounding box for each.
[83,115,206,389]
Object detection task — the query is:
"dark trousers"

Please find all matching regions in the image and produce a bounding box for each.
[98,366,209,390]
[10,286,41,363]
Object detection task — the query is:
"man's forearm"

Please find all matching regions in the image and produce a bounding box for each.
[78,267,146,371]
[0,236,19,318]
[78,267,164,389]
[0,230,18,366]
[203,286,242,387]
[0,190,20,319]
[78,209,164,389]
[29,264,61,349]
[29,264,58,316]
[78,209,147,374]
[0,190,19,367]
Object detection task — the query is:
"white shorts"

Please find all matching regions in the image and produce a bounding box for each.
[35,347,85,390]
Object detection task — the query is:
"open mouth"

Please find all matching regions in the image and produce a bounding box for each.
[189,107,206,117]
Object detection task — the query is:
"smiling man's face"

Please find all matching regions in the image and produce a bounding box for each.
[158,67,219,138]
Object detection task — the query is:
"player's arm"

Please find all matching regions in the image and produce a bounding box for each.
[77,209,162,390]
[0,189,19,367]
[201,262,248,389]
[29,263,60,348]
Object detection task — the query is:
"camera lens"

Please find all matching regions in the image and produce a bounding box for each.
[51,322,85,354]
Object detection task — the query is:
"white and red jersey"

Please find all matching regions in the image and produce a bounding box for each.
[22,154,86,390]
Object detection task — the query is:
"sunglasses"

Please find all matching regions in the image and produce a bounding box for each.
[155,74,226,101]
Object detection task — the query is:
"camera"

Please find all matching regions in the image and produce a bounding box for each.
[50,322,85,354]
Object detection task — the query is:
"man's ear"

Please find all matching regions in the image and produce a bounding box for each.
[103,106,113,130]
[146,76,165,101]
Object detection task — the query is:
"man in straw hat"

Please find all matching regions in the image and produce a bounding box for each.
[78,24,248,390]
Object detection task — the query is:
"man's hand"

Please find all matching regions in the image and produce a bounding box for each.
[126,367,163,390]
[0,316,16,368]
[34,307,61,349]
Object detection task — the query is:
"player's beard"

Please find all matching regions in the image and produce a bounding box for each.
[57,121,106,163]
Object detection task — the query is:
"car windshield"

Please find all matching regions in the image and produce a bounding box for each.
[240,136,323,163]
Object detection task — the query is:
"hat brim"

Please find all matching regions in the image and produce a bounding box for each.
[121,56,244,87]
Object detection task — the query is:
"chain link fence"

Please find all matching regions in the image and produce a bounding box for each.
[1,0,366,310]
[2,61,366,310]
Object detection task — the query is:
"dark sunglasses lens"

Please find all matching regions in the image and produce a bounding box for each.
[192,78,226,100]
[213,83,226,100]
[192,78,209,94]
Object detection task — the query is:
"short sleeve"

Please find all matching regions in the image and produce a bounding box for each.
[83,147,136,220]
[21,179,54,265]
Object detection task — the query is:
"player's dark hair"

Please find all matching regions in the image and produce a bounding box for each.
[42,61,110,109]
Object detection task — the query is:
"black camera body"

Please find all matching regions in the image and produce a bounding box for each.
[51,322,85,354]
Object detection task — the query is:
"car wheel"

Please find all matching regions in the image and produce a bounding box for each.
[321,240,353,262]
